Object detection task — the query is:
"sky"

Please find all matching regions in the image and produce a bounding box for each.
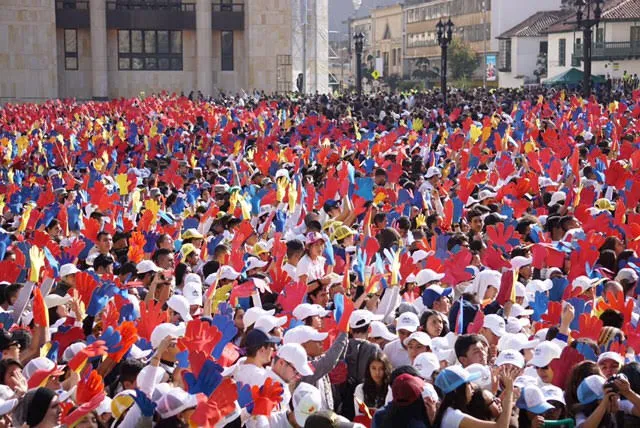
[328,0,400,38]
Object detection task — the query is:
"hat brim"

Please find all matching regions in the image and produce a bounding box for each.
[528,401,555,415]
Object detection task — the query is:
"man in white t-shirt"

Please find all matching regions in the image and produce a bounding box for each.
[222,329,279,387]
[383,312,420,368]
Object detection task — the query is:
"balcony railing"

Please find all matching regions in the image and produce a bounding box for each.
[55,0,90,28]
[106,1,196,30]
[212,2,244,31]
[573,41,640,62]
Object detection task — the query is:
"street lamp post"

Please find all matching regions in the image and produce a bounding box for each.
[576,0,603,98]
[354,32,364,96]
[437,18,454,107]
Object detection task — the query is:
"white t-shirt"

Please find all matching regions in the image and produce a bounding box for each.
[233,361,267,388]
[263,368,292,411]
[383,339,411,369]
[441,407,467,428]
[283,263,299,282]
[575,399,634,427]
[296,254,326,283]
[354,383,391,416]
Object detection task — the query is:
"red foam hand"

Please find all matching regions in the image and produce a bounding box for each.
[137,299,168,341]
[68,340,108,372]
[187,350,210,377]
[251,377,284,416]
[466,310,485,334]
[64,239,86,259]
[32,230,51,251]
[0,261,22,283]
[270,263,291,294]
[442,249,473,286]
[101,301,119,331]
[82,218,101,243]
[571,314,603,341]
[277,281,307,314]
[399,252,417,284]
[550,346,584,388]
[609,341,627,356]
[568,243,599,281]
[443,198,453,230]
[32,287,49,327]
[596,290,633,323]
[52,326,85,352]
[481,246,511,271]
[75,370,105,404]
[177,319,222,355]
[540,301,563,327]
[337,294,354,334]
[228,281,254,304]
[108,322,138,363]
[75,272,99,307]
[191,378,238,428]
[486,223,520,252]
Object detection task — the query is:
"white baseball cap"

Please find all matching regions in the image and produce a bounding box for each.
[597,351,624,366]
[183,280,203,307]
[204,265,241,286]
[61,342,87,363]
[510,303,534,318]
[277,343,314,376]
[496,349,525,369]
[245,257,268,271]
[136,260,162,275]
[425,166,442,179]
[283,326,328,345]
[573,275,603,292]
[506,317,527,334]
[529,341,562,368]
[542,385,566,405]
[517,385,555,414]
[349,309,383,329]
[511,256,533,271]
[243,307,275,329]
[292,303,330,321]
[615,268,639,284]
[431,334,457,364]
[292,382,322,426]
[411,250,432,264]
[396,312,420,333]
[466,363,492,389]
[254,315,287,334]
[59,263,80,278]
[548,191,566,207]
[478,189,497,201]
[156,387,199,419]
[413,352,439,380]
[483,314,507,337]
[403,331,432,348]
[166,295,193,321]
[368,321,397,342]
[150,323,186,349]
[416,269,445,287]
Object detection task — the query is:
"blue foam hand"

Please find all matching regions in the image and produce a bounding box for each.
[42,204,60,229]
[43,247,59,277]
[99,326,122,353]
[119,303,139,322]
[46,341,59,362]
[435,234,450,260]
[86,285,111,317]
[176,350,190,369]
[353,248,365,283]
[576,342,598,362]
[549,277,569,302]
[182,217,199,232]
[333,293,344,323]
[67,204,81,232]
[323,235,335,266]
[531,291,549,322]
[529,225,542,243]
[237,382,254,409]
[133,388,157,417]
[207,234,224,257]
[78,237,94,261]
[398,189,412,205]
[211,314,238,359]
[171,197,187,215]
[0,312,14,330]
[355,177,374,201]
[142,232,159,253]
[274,210,287,233]
[452,197,464,223]
[0,242,6,262]
[183,359,223,396]
[217,302,234,318]
[567,298,587,330]
[136,338,153,351]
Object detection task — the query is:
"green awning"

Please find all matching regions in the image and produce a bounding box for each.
[543,68,605,86]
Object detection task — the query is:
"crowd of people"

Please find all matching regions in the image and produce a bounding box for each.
[1,85,640,428]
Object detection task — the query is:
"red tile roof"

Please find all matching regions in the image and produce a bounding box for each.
[544,0,640,34]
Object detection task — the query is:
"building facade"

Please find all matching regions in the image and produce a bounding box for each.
[403,0,562,84]
[544,0,640,81]
[371,4,403,79]
[1,0,329,102]
[497,10,569,88]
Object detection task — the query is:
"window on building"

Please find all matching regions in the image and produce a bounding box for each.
[498,38,511,72]
[117,29,182,71]
[539,41,548,55]
[631,26,640,48]
[221,31,234,71]
[596,27,604,46]
[64,29,78,70]
[558,38,566,67]
[392,48,396,66]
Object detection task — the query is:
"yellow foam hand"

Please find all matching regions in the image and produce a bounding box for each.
[384,248,401,286]
[6,169,13,184]
[228,191,239,214]
[288,181,298,214]
[145,198,160,217]
[415,213,426,228]
[238,194,251,220]
[246,147,255,161]
[276,177,288,203]
[212,283,234,312]
[131,189,142,214]
[412,118,424,132]
[16,135,28,154]
[115,174,130,197]
[29,246,45,283]
[469,125,482,143]
[18,204,33,233]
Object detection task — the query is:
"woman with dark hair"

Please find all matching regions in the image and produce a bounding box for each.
[376,227,401,253]
[574,374,640,427]
[432,365,517,428]
[565,360,603,416]
[354,353,392,416]
[0,359,26,398]
[374,373,432,428]
[600,236,624,257]
[596,249,618,276]
[420,309,449,338]
[467,386,502,421]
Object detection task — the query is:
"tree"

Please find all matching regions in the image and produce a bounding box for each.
[448,38,479,81]
[560,0,576,10]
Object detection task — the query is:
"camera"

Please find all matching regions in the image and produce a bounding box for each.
[604,373,628,393]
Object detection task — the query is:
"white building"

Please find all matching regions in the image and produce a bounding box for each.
[544,0,640,82]
[498,11,570,87]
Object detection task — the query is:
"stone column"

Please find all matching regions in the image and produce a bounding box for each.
[196,0,213,96]
[90,0,108,100]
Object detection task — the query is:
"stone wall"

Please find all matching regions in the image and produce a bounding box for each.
[57,29,93,100]
[0,0,58,101]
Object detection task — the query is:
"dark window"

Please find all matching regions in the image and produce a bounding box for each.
[64,29,78,70]
[596,27,604,46]
[117,29,182,71]
[559,38,566,67]
[539,41,548,55]
[221,31,234,71]
[498,38,511,72]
